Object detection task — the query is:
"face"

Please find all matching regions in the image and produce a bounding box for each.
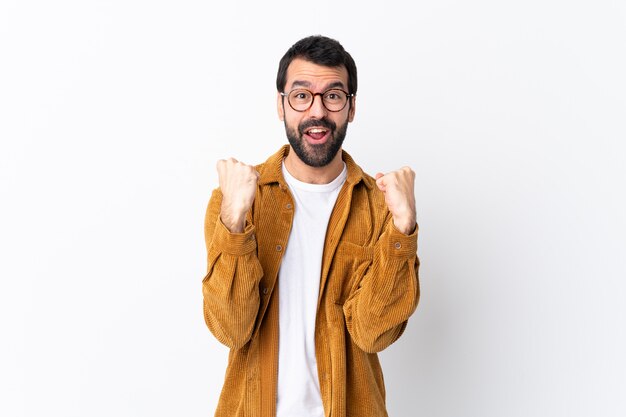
[277,58,356,168]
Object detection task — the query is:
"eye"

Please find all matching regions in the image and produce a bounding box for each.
[324,90,345,101]
[290,89,312,102]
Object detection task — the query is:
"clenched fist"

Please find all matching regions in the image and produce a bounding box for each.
[216,158,260,233]
[375,167,417,235]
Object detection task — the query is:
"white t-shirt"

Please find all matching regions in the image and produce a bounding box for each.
[276,161,347,417]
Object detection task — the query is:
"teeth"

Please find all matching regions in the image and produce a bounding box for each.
[308,128,326,134]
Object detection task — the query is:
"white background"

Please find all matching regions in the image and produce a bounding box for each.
[1,1,625,416]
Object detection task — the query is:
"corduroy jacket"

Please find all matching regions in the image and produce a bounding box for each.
[203,145,420,417]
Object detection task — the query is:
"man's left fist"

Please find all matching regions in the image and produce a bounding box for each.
[375,167,417,235]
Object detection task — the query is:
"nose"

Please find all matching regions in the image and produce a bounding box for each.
[308,94,327,119]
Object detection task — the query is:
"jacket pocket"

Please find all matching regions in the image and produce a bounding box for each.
[332,241,374,305]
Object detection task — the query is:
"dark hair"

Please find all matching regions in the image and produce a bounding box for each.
[276,35,357,95]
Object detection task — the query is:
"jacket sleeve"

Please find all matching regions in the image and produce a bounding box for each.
[202,188,263,350]
[343,213,420,353]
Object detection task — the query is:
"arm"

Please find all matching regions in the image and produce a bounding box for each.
[343,214,420,353]
[202,188,263,349]
[344,166,420,353]
[202,158,263,350]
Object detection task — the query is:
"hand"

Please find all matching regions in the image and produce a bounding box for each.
[216,158,260,233]
[375,167,417,235]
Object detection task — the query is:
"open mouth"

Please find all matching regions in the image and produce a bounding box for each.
[304,127,330,142]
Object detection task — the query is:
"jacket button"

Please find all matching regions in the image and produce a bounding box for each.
[276,244,282,251]
[394,242,402,249]
[285,203,292,210]
[262,287,268,295]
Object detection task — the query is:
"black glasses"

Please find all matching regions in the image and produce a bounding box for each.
[280,88,354,112]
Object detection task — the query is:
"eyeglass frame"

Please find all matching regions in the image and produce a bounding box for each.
[280,88,355,112]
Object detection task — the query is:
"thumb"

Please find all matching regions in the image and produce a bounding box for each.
[375,172,386,191]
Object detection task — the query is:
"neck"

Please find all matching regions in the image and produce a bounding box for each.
[284,147,344,184]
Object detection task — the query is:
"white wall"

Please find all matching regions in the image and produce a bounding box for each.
[1,1,624,416]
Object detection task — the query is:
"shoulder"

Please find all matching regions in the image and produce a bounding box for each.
[254,145,290,186]
[342,154,387,215]
[342,150,382,197]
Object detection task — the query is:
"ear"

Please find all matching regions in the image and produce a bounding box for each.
[348,95,356,122]
[277,92,285,121]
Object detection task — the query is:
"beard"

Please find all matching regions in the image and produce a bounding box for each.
[284,116,348,168]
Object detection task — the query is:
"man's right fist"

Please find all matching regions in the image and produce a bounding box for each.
[216,158,260,233]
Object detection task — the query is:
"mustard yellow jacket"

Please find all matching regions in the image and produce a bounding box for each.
[203,145,420,417]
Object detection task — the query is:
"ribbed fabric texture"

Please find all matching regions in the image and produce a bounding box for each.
[203,145,420,417]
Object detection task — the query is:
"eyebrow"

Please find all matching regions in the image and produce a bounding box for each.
[290,80,347,90]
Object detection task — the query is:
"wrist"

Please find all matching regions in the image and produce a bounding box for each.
[392,215,416,235]
[220,211,246,233]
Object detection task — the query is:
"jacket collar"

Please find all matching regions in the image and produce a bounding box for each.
[257,145,372,190]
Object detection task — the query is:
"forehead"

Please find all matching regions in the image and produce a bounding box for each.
[285,58,348,90]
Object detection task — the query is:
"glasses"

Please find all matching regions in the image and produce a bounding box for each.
[280,88,354,112]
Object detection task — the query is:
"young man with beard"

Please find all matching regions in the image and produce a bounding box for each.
[202,35,420,417]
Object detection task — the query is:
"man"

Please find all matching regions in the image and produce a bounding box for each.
[203,35,420,417]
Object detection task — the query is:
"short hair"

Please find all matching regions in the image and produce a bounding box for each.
[276,35,358,95]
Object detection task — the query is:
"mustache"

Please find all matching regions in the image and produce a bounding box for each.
[298,118,336,135]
